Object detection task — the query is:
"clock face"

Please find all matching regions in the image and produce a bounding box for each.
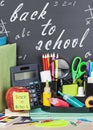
[14,71,36,81]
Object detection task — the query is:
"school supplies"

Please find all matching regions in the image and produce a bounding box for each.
[40,70,52,82]
[5,109,30,117]
[43,80,51,106]
[85,96,93,108]
[35,119,68,128]
[13,117,32,125]
[10,64,41,109]
[51,53,55,81]
[42,54,50,71]
[77,118,92,122]
[62,84,78,96]
[86,60,91,77]
[0,43,16,112]
[77,86,85,97]
[69,121,77,126]
[58,91,85,107]
[49,98,69,107]
[71,56,86,82]
[0,116,21,127]
[55,53,59,81]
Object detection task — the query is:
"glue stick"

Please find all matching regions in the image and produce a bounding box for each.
[43,80,51,106]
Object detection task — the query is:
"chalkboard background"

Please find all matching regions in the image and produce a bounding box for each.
[0,0,93,70]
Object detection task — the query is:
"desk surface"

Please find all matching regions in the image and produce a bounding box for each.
[1,108,93,130]
[1,121,93,130]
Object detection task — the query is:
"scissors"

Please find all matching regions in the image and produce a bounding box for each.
[71,57,86,82]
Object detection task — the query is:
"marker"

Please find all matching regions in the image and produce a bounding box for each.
[86,60,90,76]
[89,62,93,77]
[51,53,55,81]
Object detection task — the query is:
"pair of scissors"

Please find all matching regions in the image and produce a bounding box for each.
[71,57,86,82]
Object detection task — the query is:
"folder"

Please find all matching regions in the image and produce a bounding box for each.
[0,43,16,112]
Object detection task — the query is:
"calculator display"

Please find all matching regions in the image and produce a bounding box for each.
[14,71,36,81]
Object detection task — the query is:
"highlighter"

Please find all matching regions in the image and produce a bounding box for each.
[55,53,59,81]
[58,91,85,108]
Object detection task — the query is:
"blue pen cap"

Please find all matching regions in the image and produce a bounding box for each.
[0,36,7,46]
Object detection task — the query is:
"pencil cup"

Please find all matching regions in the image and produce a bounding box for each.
[40,70,52,83]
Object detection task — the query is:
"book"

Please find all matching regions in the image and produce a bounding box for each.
[0,116,21,127]
[5,109,30,117]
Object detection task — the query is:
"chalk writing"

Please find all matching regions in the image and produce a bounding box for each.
[62,0,76,7]
[0,0,5,7]
[85,51,92,58]
[0,0,93,65]
[84,5,93,25]
[18,54,27,61]
[41,19,56,36]
[54,0,76,7]
[0,19,10,36]
[36,26,90,50]
[10,2,49,22]
[54,1,58,6]
[15,27,31,40]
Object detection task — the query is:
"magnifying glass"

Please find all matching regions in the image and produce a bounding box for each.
[51,59,70,80]
[50,58,70,96]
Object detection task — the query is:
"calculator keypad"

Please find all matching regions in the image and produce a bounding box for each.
[26,81,41,108]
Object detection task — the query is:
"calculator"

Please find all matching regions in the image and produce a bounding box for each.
[10,64,41,109]
[26,81,41,108]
